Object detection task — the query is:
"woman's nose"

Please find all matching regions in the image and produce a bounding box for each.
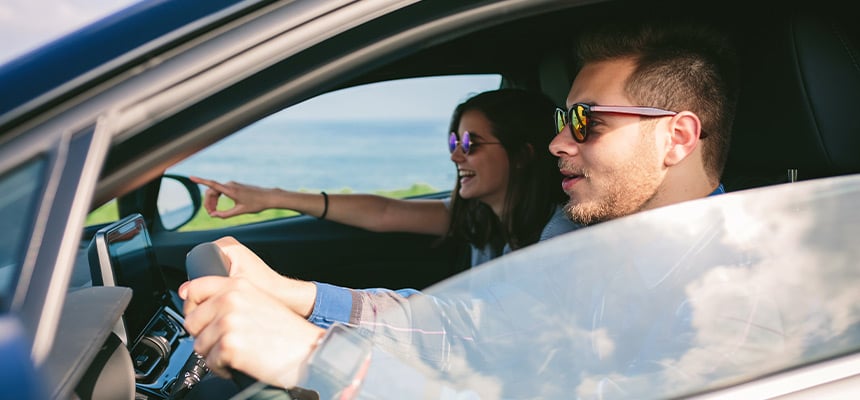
[450,147,466,162]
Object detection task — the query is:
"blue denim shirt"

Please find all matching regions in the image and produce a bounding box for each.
[308,185,724,328]
[710,183,725,196]
[470,204,580,266]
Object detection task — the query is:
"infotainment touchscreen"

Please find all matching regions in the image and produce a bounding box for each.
[88,213,170,345]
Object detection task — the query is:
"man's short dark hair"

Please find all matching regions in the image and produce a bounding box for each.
[575,18,740,182]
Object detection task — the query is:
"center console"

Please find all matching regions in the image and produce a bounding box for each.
[87,214,211,399]
[131,306,203,398]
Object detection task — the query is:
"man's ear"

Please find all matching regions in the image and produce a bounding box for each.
[664,111,701,166]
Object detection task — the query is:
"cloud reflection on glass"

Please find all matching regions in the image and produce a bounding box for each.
[302,175,860,399]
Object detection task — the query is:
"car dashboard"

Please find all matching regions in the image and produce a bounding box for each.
[52,215,208,399]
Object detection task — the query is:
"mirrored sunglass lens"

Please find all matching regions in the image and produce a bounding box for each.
[462,131,471,154]
[448,132,457,153]
[573,105,588,142]
[555,109,566,134]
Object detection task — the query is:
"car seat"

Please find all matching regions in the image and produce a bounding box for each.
[724,9,860,191]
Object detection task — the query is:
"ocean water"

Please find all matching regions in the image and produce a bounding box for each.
[168,118,457,193]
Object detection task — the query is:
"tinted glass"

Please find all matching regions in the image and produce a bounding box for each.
[0,158,46,311]
[343,175,860,399]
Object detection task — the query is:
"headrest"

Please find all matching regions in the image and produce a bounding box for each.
[725,11,860,190]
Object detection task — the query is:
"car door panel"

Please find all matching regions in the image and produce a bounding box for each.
[150,215,468,293]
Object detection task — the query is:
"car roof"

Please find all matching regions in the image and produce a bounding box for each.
[2,0,858,202]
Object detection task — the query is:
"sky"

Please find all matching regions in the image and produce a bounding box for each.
[277,75,501,121]
[0,0,500,119]
[0,0,140,65]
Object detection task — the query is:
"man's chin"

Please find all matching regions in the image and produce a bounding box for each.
[564,202,604,226]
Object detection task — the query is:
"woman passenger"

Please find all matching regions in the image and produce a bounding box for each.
[191,88,578,267]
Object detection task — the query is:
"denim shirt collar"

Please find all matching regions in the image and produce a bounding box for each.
[708,183,726,196]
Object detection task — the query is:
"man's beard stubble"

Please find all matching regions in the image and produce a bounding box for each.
[558,141,662,226]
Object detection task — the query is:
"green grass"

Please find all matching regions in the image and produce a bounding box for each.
[85,183,441,231]
[85,199,119,226]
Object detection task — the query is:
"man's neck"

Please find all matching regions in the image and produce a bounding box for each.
[644,168,716,212]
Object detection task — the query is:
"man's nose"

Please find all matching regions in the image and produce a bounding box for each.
[549,125,580,157]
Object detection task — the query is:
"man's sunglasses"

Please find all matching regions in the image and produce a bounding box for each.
[554,103,678,143]
[448,131,501,155]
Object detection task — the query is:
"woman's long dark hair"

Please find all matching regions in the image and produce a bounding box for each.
[446,88,566,253]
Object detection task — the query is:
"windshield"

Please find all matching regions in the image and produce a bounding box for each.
[343,174,860,399]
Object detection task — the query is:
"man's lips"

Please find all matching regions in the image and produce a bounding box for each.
[558,158,588,193]
[559,162,585,193]
[561,172,583,192]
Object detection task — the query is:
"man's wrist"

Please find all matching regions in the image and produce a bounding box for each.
[277,278,317,318]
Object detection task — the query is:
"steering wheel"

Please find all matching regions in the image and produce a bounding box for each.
[184,243,259,386]
[183,243,322,400]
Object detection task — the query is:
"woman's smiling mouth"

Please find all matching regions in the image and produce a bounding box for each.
[459,168,476,183]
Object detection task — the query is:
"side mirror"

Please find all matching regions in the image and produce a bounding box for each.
[157,174,202,231]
